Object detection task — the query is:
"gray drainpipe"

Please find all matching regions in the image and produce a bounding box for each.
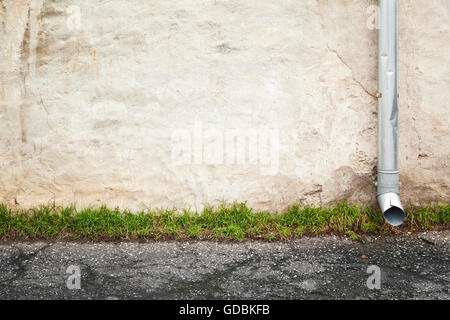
[375,0,405,226]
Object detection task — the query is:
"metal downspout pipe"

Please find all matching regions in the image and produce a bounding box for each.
[376,0,405,226]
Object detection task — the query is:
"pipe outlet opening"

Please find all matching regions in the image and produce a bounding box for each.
[383,206,405,226]
[377,192,405,226]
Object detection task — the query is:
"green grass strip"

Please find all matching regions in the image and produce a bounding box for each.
[0,202,448,241]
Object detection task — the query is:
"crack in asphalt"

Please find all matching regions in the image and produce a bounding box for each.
[0,243,52,284]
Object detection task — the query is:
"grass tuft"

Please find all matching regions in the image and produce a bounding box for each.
[0,202,448,242]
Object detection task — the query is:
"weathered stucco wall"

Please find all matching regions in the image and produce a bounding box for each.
[0,0,449,211]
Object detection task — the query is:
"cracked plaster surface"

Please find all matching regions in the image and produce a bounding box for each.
[0,0,448,211]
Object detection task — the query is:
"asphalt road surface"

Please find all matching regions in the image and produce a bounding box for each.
[0,231,448,299]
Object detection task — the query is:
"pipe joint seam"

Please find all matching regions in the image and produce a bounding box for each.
[376,171,400,196]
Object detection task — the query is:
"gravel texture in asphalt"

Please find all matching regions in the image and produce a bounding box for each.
[0,231,448,299]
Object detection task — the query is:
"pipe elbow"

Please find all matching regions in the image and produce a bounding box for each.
[377,193,405,226]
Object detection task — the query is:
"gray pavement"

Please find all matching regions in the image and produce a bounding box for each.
[0,231,449,299]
